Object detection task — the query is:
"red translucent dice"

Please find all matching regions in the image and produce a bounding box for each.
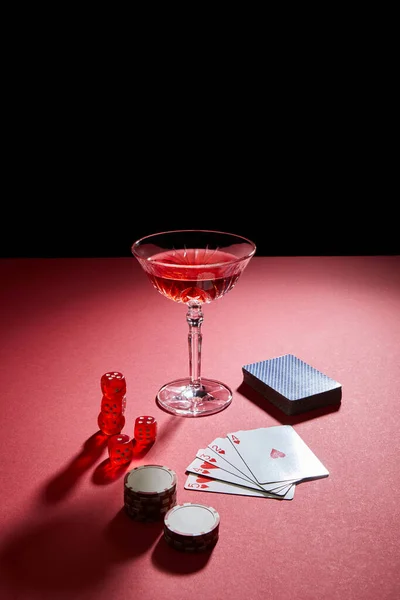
[134,415,157,446]
[98,412,126,436]
[108,434,133,465]
[101,372,126,399]
[101,395,125,415]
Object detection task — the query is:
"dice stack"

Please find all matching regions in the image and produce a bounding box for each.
[98,371,127,436]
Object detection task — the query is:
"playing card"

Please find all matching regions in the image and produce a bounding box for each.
[184,473,295,500]
[227,425,329,484]
[193,451,256,486]
[196,448,252,482]
[206,438,299,493]
[187,456,294,496]
[207,436,256,481]
[196,448,294,493]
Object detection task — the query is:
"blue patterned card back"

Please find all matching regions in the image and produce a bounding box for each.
[242,354,342,414]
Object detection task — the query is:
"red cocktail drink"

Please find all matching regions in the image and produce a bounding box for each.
[144,248,246,304]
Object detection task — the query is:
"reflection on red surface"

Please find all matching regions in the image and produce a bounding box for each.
[93,458,130,484]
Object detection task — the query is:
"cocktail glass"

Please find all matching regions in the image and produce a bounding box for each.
[131,230,256,417]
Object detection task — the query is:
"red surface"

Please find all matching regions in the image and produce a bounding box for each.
[0,256,399,600]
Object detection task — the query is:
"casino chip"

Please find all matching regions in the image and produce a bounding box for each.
[124,465,177,522]
[164,503,220,552]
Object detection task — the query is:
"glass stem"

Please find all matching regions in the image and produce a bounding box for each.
[186,301,203,388]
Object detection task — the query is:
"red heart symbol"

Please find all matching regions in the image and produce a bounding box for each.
[217,449,225,454]
[200,484,208,488]
[201,469,210,474]
[201,462,218,469]
[196,476,212,483]
[270,448,286,459]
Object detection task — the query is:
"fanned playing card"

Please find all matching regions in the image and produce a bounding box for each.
[187,456,293,496]
[207,436,298,493]
[184,473,295,500]
[183,426,328,503]
[207,436,261,483]
[227,425,329,484]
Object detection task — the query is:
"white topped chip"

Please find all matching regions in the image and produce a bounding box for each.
[125,465,177,494]
[164,503,220,536]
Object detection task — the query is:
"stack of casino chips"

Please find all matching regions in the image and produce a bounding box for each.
[163,503,220,552]
[124,465,177,522]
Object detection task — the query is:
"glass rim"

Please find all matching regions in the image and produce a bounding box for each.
[131,229,257,268]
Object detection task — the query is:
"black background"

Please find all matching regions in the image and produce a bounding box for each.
[2,151,397,258]
[2,114,397,259]
[3,178,397,258]
[2,28,397,259]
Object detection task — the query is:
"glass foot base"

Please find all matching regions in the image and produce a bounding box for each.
[156,377,233,417]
